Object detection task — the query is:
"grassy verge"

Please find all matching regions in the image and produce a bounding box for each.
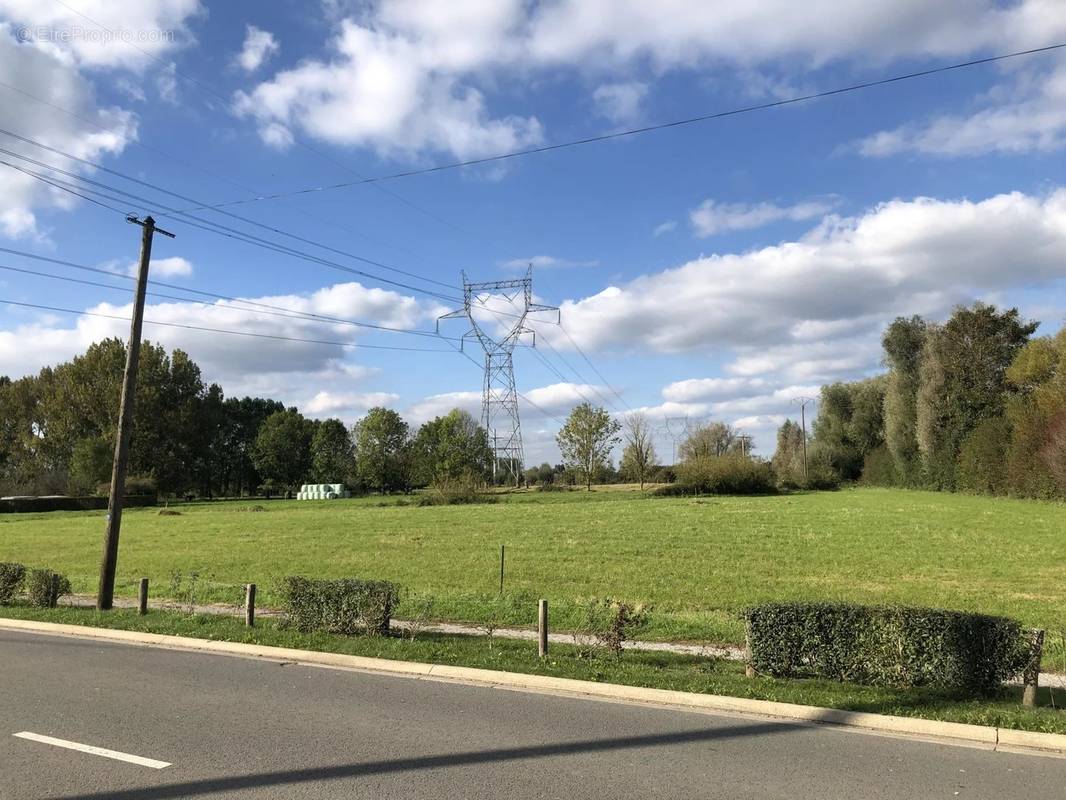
[3,604,1066,735]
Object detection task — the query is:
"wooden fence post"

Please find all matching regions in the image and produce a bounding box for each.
[538,599,548,658]
[49,573,60,609]
[245,583,256,627]
[138,578,149,615]
[1023,628,1045,707]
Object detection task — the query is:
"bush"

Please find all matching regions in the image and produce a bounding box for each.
[417,473,496,506]
[957,417,1011,495]
[859,445,897,487]
[0,562,26,604]
[94,475,157,498]
[573,598,650,656]
[26,569,72,608]
[671,455,777,496]
[282,576,400,635]
[745,601,1030,696]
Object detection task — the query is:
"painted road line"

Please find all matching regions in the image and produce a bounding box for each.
[12,732,171,769]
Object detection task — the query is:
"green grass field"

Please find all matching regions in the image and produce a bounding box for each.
[2,487,1065,658]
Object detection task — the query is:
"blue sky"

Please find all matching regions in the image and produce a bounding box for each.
[1,0,1066,464]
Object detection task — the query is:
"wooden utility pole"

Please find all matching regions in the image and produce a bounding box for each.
[97,215,174,611]
[791,397,814,483]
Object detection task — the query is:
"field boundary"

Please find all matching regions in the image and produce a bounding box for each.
[3,616,1065,758]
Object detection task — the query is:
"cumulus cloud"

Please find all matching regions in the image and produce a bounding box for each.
[689,198,838,237]
[0,27,137,238]
[304,390,400,420]
[233,1,1066,161]
[558,189,1066,384]
[0,0,202,70]
[0,280,440,387]
[858,56,1066,157]
[235,24,278,72]
[127,256,192,278]
[592,81,647,122]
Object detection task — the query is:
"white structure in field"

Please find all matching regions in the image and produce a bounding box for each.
[296,483,350,500]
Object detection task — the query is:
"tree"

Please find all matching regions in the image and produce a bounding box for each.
[619,412,657,489]
[310,418,355,484]
[353,407,410,493]
[252,409,314,492]
[411,409,492,485]
[771,419,806,486]
[916,304,1036,489]
[812,378,885,481]
[882,316,927,486]
[679,421,736,461]
[556,403,621,491]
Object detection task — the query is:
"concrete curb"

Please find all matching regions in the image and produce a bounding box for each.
[2,617,1063,758]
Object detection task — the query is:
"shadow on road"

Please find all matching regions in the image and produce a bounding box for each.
[53,720,807,799]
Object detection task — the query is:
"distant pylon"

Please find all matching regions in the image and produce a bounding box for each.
[438,267,559,485]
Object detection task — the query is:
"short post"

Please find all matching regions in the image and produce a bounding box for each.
[1022,628,1045,707]
[138,577,149,615]
[49,573,60,609]
[499,544,505,595]
[245,583,256,627]
[538,599,548,658]
[744,630,755,678]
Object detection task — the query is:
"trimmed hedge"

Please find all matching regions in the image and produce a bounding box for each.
[26,569,72,608]
[0,562,26,604]
[282,576,399,635]
[745,602,1030,695]
[0,495,157,514]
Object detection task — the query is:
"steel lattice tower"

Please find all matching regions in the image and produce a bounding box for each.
[438,267,558,485]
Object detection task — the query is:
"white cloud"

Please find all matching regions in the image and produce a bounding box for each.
[859,56,1066,157]
[662,377,771,404]
[690,198,837,237]
[235,24,278,72]
[234,14,543,159]
[499,255,599,271]
[558,189,1066,384]
[156,61,178,104]
[0,26,137,238]
[592,81,647,123]
[0,0,202,70]
[233,1,1066,160]
[127,256,192,278]
[406,389,482,424]
[653,220,677,237]
[304,390,400,420]
[0,280,440,386]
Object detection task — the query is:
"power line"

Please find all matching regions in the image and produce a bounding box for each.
[168,42,1066,213]
[0,298,452,353]
[0,149,464,303]
[0,129,460,295]
[0,246,455,340]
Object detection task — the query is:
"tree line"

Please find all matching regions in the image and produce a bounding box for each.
[776,303,1066,498]
[0,338,496,498]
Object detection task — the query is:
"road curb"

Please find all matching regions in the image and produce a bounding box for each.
[2,617,1062,757]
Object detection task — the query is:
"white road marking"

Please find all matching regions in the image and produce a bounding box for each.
[12,732,171,769]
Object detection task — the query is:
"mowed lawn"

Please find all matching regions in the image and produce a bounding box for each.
[2,487,1065,649]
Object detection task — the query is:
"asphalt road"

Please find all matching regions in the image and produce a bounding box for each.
[1,630,1063,799]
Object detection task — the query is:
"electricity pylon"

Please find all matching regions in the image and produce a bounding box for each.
[438,267,558,485]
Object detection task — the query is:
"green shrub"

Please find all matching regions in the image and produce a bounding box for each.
[0,562,26,604]
[26,569,72,608]
[417,473,496,506]
[282,576,400,635]
[672,455,777,496]
[575,598,650,655]
[859,445,897,487]
[745,601,1030,696]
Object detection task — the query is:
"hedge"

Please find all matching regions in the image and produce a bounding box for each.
[745,602,1031,696]
[0,495,157,514]
[282,576,400,636]
[0,562,26,604]
[26,569,72,608]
